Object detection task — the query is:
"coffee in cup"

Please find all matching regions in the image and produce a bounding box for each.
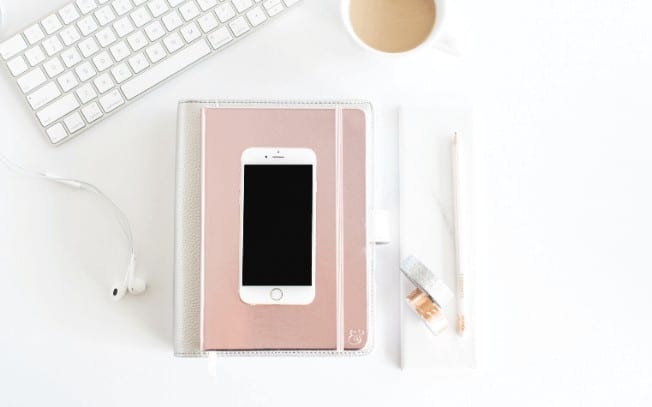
[343,0,442,54]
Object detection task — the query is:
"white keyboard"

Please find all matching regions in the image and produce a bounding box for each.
[0,0,300,145]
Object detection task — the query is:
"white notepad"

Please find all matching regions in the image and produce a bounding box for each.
[399,104,476,369]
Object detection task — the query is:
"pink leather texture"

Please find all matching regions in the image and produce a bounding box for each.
[201,107,368,351]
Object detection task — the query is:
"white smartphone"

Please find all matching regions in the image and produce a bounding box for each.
[239,147,317,305]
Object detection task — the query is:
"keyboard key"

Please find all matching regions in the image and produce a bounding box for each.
[7,56,29,76]
[59,4,81,24]
[128,53,150,73]
[121,39,210,100]
[130,7,152,27]
[147,0,169,17]
[145,21,166,41]
[197,13,218,33]
[17,67,47,93]
[79,37,100,57]
[94,73,114,93]
[179,1,200,21]
[75,61,97,81]
[24,25,46,45]
[43,57,65,77]
[215,3,235,22]
[58,71,79,92]
[46,123,69,143]
[110,41,132,61]
[164,32,184,53]
[26,82,61,109]
[282,0,299,6]
[207,27,232,49]
[232,0,253,13]
[25,46,46,66]
[162,10,183,31]
[76,83,98,103]
[78,16,99,36]
[167,0,184,6]
[112,0,133,16]
[37,94,80,126]
[97,27,118,47]
[229,16,250,37]
[42,37,64,56]
[197,0,217,11]
[99,89,125,112]
[95,6,117,25]
[113,17,135,37]
[61,48,83,68]
[111,63,132,83]
[263,0,283,15]
[82,102,103,122]
[0,35,28,60]
[42,14,63,35]
[127,31,148,51]
[145,43,166,63]
[180,22,201,43]
[64,112,86,133]
[60,26,81,46]
[92,51,113,71]
[246,6,267,27]
[77,0,98,14]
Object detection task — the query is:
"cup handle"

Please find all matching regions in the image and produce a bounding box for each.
[429,0,460,57]
[431,32,460,57]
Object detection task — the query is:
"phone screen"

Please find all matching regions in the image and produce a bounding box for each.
[242,164,313,286]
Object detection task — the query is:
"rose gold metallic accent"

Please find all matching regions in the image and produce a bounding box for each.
[406,288,442,322]
[457,315,465,334]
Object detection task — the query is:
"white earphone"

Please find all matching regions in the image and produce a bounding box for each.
[111,252,147,300]
[1,152,147,300]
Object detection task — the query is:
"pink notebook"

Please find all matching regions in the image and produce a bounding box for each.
[201,105,372,352]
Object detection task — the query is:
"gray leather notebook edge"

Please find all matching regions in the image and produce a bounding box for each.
[174,101,214,357]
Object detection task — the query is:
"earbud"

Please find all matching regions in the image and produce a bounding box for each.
[111,254,147,301]
[111,282,127,301]
[128,277,147,294]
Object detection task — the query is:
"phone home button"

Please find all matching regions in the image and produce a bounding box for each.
[270,288,283,301]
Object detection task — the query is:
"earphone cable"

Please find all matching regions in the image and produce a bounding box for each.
[0,151,135,258]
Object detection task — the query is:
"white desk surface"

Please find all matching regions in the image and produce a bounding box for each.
[2,0,652,405]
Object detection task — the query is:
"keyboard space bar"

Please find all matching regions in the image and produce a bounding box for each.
[121,40,211,100]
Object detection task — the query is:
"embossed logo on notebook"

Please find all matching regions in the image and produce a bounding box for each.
[347,329,366,345]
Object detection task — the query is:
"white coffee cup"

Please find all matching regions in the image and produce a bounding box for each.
[341,0,448,55]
